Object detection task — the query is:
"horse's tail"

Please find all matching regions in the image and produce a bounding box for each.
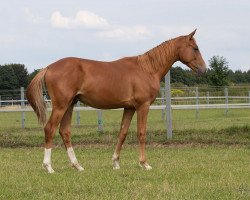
[26,68,48,126]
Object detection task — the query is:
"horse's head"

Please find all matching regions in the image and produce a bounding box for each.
[178,29,207,75]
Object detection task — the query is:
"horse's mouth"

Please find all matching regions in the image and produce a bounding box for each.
[189,63,199,73]
[189,63,206,75]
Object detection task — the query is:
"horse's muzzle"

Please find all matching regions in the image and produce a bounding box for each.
[197,66,207,75]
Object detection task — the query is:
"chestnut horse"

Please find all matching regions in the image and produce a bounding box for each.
[26,30,206,173]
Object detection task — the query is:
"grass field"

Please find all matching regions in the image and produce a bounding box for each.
[0,109,250,199]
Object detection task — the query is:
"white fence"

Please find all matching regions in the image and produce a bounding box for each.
[0,75,250,138]
[1,93,250,126]
[1,99,250,111]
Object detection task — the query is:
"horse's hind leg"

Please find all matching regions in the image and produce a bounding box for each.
[59,104,83,171]
[112,108,135,169]
[43,107,67,173]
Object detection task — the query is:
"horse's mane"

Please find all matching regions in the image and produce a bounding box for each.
[137,38,177,73]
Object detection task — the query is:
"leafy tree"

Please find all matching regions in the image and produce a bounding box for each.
[0,65,19,90]
[185,69,209,86]
[28,69,41,84]
[170,66,209,86]
[170,67,188,84]
[234,70,247,83]
[246,70,250,83]
[11,64,29,88]
[228,69,235,83]
[208,56,229,86]
[165,60,249,87]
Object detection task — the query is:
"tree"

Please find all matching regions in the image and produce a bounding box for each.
[170,66,210,86]
[246,70,250,83]
[11,64,29,88]
[28,69,41,84]
[234,70,247,83]
[228,69,235,84]
[0,65,19,90]
[208,56,229,86]
[170,67,187,84]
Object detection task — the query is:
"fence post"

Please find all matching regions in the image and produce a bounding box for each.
[195,87,199,119]
[161,88,165,121]
[21,87,25,128]
[225,87,228,116]
[206,91,209,104]
[76,101,80,125]
[0,95,1,107]
[97,110,103,132]
[165,72,172,139]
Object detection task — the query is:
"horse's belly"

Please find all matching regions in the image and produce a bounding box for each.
[78,94,134,109]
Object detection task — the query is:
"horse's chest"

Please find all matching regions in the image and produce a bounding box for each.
[133,82,159,105]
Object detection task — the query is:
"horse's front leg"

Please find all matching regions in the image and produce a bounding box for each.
[136,103,152,170]
[112,108,135,169]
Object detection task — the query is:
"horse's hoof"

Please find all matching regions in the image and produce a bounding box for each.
[139,162,152,170]
[42,163,55,173]
[72,162,84,171]
[113,165,120,170]
[112,159,120,170]
[112,155,120,170]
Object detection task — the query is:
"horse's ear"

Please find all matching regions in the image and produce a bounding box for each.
[188,29,197,40]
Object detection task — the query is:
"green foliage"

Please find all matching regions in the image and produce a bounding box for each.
[0,64,29,91]
[229,69,249,84]
[11,64,29,88]
[208,56,229,86]
[171,89,184,97]
[28,69,41,84]
[169,55,249,86]
[170,66,191,85]
[0,65,19,90]
[0,64,41,90]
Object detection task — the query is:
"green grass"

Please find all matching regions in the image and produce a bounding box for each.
[0,146,249,199]
[0,108,250,130]
[0,109,250,199]
[0,109,250,148]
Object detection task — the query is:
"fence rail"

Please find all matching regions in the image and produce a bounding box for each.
[0,84,250,136]
[1,96,250,106]
[1,102,250,112]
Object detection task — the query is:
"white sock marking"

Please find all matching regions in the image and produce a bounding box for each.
[139,162,153,170]
[43,148,52,164]
[43,148,55,173]
[67,147,77,164]
[112,152,118,160]
[67,147,84,171]
[112,153,120,169]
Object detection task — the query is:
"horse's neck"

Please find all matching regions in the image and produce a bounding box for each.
[138,38,179,80]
